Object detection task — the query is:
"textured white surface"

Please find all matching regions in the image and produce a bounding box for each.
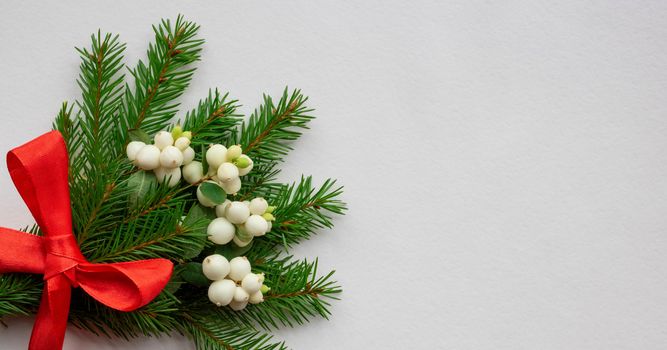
[1,1,667,349]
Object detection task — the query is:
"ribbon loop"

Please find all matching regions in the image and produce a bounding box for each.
[0,131,174,350]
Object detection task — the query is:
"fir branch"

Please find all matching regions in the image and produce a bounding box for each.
[181,89,242,149]
[237,162,283,200]
[121,15,203,137]
[69,292,181,340]
[15,16,350,350]
[82,186,206,263]
[75,31,126,163]
[238,88,313,162]
[52,102,77,153]
[183,312,287,350]
[0,274,42,320]
[241,256,340,330]
[263,177,346,248]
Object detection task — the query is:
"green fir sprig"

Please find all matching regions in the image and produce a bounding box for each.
[0,15,346,350]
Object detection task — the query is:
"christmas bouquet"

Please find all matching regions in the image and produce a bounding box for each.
[0,16,345,350]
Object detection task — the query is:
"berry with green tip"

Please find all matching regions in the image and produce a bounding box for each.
[233,156,250,169]
[171,125,183,139]
[174,136,190,151]
[226,145,242,161]
[237,155,253,176]
[261,213,275,222]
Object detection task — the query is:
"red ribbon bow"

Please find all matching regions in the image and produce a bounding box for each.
[0,131,173,350]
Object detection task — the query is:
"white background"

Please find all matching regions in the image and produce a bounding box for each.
[1,1,667,349]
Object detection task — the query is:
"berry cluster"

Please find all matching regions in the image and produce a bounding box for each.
[202,255,267,310]
[187,144,254,201]
[207,198,276,247]
[126,128,196,187]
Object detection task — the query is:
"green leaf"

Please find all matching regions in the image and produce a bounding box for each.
[128,129,151,143]
[199,181,226,205]
[215,240,254,260]
[178,262,209,287]
[127,171,157,209]
[164,273,184,294]
[181,204,216,259]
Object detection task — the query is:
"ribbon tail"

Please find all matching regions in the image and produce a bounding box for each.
[77,259,173,312]
[28,276,71,350]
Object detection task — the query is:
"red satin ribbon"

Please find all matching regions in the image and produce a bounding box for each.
[0,131,173,350]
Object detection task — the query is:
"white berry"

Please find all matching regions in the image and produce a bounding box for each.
[182,147,195,165]
[208,279,236,306]
[154,167,181,187]
[234,286,250,302]
[217,162,239,183]
[216,200,231,218]
[206,144,227,169]
[135,144,161,170]
[228,256,251,282]
[159,146,183,169]
[233,234,253,247]
[229,299,248,311]
[202,254,230,281]
[241,273,262,294]
[237,155,254,176]
[182,161,204,184]
[207,217,236,245]
[154,131,174,150]
[248,198,268,215]
[226,145,242,161]
[221,177,242,195]
[248,290,263,304]
[245,215,268,237]
[197,182,218,207]
[174,136,191,151]
[226,202,250,224]
[126,141,146,161]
